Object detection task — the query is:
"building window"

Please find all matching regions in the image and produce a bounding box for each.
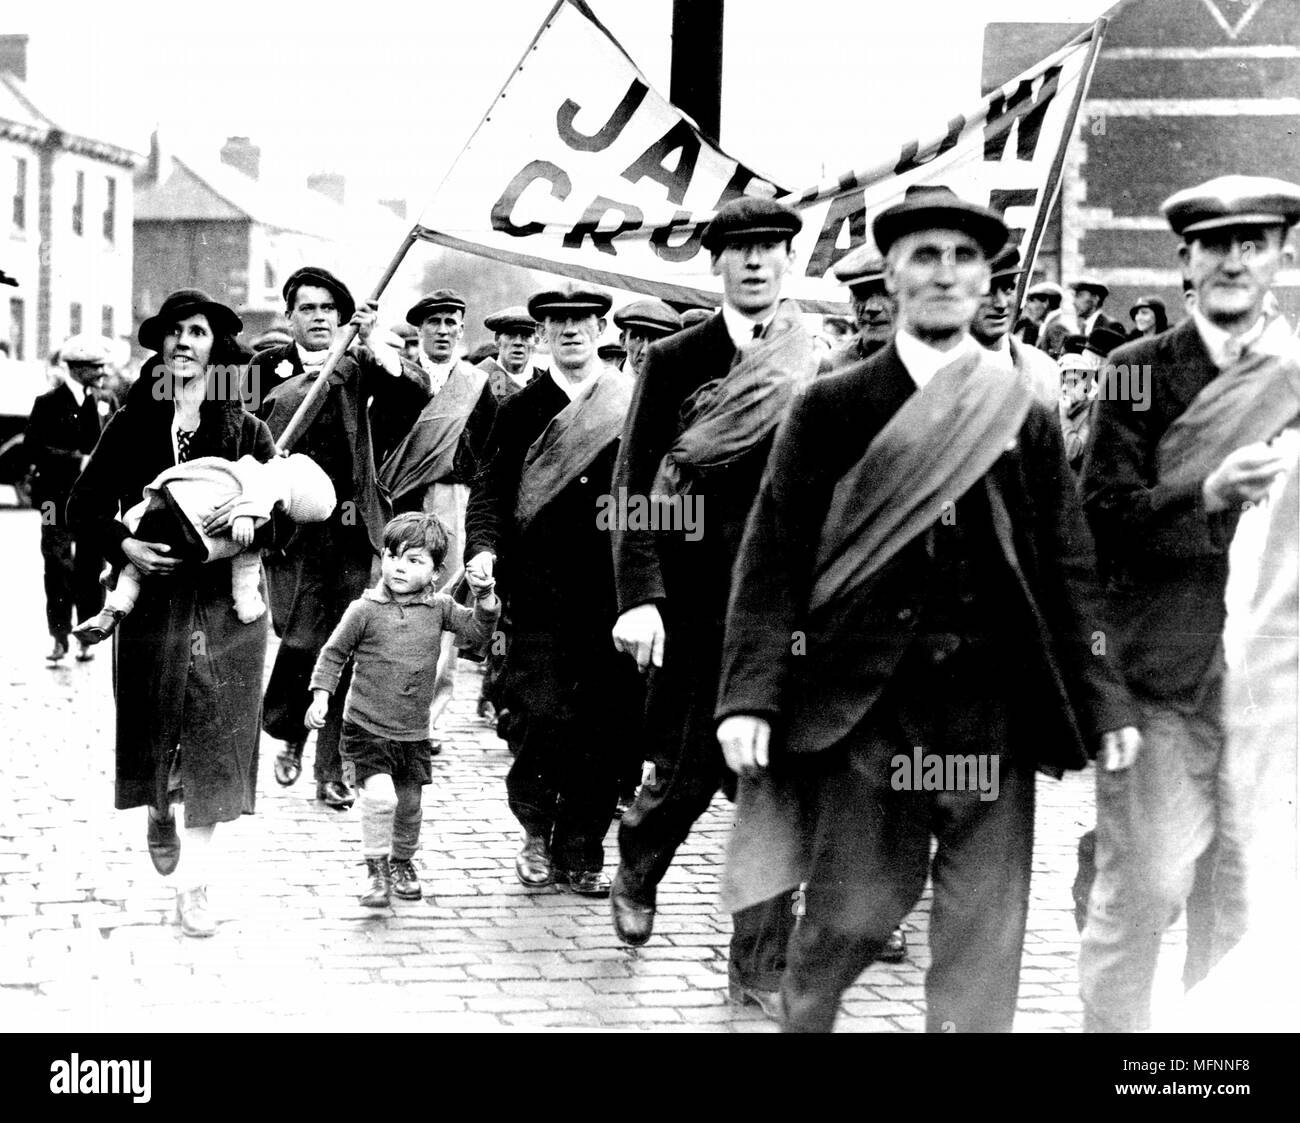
[264,260,275,289]
[12,157,26,230]
[103,177,116,242]
[69,302,82,334]
[9,298,25,360]
[101,305,113,338]
[72,170,84,235]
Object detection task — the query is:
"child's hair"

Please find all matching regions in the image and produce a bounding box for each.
[382,512,450,567]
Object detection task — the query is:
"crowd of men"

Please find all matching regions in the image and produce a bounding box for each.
[20,170,1300,1032]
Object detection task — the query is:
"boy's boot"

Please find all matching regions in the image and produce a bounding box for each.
[390,857,423,901]
[360,857,391,908]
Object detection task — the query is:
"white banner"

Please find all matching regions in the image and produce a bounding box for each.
[414,0,1103,312]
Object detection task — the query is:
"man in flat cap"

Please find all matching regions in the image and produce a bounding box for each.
[252,265,428,808]
[830,247,896,367]
[970,244,1060,406]
[1079,174,1300,1033]
[25,333,117,662]
[613,298,682,379]
[714,185,1136,1032]
[1015,281,1064,347]
[464,284,641,896]
[379,289,498,748]
[607,195,819,1015]
[1072,279,1124,338]
[478,306,543,401]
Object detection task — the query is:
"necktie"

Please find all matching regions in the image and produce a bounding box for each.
[752,323,764,341]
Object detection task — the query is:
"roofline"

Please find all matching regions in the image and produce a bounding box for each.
[0,73,141,168]
[162,154,325,238]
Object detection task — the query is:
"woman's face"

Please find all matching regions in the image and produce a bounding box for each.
[1133,307,1156,334]
[162,313,214,380]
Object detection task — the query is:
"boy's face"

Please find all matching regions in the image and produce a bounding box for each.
[381,543,436,596]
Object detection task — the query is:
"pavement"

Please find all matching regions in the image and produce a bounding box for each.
[0,508,1190,1032]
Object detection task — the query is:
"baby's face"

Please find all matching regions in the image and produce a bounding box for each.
[382,545,436,596]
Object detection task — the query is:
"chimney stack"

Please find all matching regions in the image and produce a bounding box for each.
[0,35,28,80]
[307,172,346,206]
[220,136,261,180]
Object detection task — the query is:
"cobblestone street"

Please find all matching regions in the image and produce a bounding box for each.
[0,508,1189,1032]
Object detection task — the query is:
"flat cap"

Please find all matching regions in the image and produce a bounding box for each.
[701,197,802,253]
[873,186,1008,258]
[391,322,418,341]
[283,266,356,325]
[249,326,294,352]
[406,289,467,326]
[527,284,612,320]
[58,332,113,365]
[1084,326,1125,357]
[597,343,627,363]
[483,306,538,334]
[1072,278,1109,300]
[1025,281,1065,304]
[680,308,714,329]
[1162,174,1300,239]
[832,245,886,289]
[989,244,1023,281]
[613,298,682,337]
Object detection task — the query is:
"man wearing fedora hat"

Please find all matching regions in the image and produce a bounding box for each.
[970,243,1059,406]
[713,185,1136,1032]
[379,289,498,748]
[477,306,544,401]
[1079,174,1300,1032]
[25,332,118,662]
[830,247,896,367]
[612,298,683,379]
[464,284,642,896]
[607,196,821,1014]
[252,265,427,808]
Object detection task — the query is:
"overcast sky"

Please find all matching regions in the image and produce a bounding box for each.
[19,0,1116,206]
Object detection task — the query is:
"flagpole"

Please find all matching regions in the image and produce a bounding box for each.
[275,227,420,455]
[1016,16,1109,312]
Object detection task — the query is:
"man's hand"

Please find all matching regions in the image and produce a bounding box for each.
[1203,442,1289,513]
[717,715,771,776]
[612,603,665,672]
[202,498,238,536]
[1100,726,1141,772]
[121,538,178,575]
[304,689,330,730]
[349,299,380,345]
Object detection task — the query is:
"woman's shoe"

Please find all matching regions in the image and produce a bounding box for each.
[146,807,180,875]
[45,635,69,663]
[273,740,305,786]
[72,608,123,646]
[176,887,217,937]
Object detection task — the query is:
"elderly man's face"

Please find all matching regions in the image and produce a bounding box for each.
[851,283,896,345]
[972,276,1018,346]
[495,329,535,375]
[1179,224,1292,328]
[66,361,106,389]
[711,239,794,318]
[620,328,658,376]
[544,313,604,373]
[419,310,464,363]
[885,229,988,340]
[288,285,340,351]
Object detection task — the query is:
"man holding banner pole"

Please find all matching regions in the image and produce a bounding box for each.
[608,197,820,1015]
[713,186,1136,1032]
[970,244,1061,406]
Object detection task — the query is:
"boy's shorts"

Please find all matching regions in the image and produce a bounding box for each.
[340,721,434,787]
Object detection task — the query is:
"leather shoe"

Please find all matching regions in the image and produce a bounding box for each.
[273,740,304,787]
[555,867,611,897]
[515,832,553,887]
[879,926,907,964]
[146,807,180,876]
[610,873,654,946]
[72,608,122,646]
[728,964,783,1020]
[176,887,217,937]
[317,779,355,809]
[45,635,69,663]
[389,857,423,900]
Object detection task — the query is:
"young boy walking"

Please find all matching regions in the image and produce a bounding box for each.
[308,512,499,906]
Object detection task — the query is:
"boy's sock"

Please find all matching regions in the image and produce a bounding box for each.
[104,562,143,615]
[359,774,398,857]
[230,550,266,623]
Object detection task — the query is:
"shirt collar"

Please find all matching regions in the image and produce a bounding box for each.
[1191,307,1290,368]
[721,303,778,350]
[419,349,456,395]
[63,374,87,406]
[295,342,329,371]
[362,582,440,606]
[549,364,601,402]
[978,333,1014,370]
[894,330,980,390]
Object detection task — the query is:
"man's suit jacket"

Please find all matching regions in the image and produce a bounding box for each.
[716,340,1133,774]
[1080,318,1239,702]
[25,382,114,515]
[612,311,776,632]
